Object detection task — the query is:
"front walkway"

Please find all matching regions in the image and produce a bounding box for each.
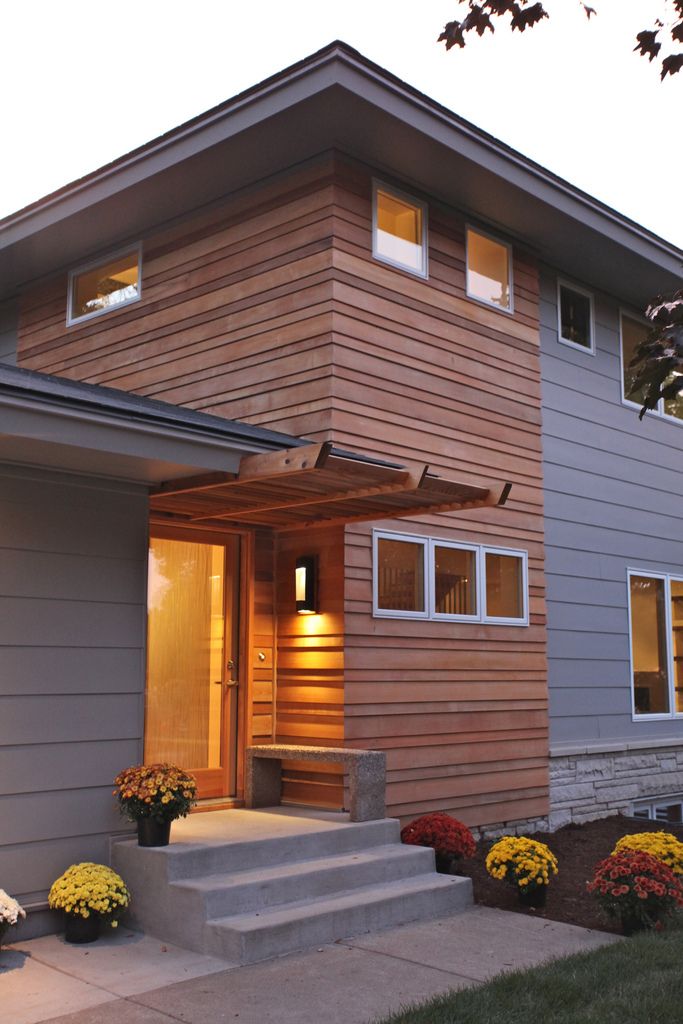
[3,906,619,1024]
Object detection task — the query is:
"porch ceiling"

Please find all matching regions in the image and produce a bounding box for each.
[150,442,511,530]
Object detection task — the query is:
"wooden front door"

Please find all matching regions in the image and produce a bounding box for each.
[145,531,241,799]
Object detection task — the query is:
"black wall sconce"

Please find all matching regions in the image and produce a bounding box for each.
[295,555,318,615]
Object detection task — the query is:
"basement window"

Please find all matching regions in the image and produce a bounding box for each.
[631,797,683,824]
[68,246,142,325]
[372,181,428,278]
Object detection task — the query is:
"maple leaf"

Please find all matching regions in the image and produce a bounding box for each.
[582,4,596,18]
[672,20,683,43]
[438,20,467,49]
[634,29,661,61]
[661,51,683,76]
[463,4,496,36]
[510,2,549,33]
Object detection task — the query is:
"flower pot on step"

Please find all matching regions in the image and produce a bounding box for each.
[137,818,172,847]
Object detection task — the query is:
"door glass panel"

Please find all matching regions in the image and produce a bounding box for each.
[434,546,476,616]
[630,574,670,715]
[145,538,226,769]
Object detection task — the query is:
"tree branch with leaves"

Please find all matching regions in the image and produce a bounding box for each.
[438,1,683,78]
[629,290,683,418]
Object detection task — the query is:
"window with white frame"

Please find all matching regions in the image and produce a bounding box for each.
[68,246,142,325]
[631,796,683,824]
[557,280,594,353]
[620,312,683,423]
[466,227,512,312]
[372,182,428,277]
[628,571,683,718]
[373,531,528,625]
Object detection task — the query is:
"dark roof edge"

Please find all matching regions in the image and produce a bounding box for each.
[0,363,306,452]
[1,40,681,266]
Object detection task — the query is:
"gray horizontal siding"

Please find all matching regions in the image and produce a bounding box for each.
[540,266,683,751]
[0,464,147,905]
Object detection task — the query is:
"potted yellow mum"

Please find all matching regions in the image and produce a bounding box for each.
[113,763,197,847]
[486,835,558,908]
[48,863,130,944]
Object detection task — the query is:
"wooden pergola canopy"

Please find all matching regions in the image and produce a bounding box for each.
[150,442,511,530]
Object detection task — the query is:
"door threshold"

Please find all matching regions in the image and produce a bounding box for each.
[192,798,245,814]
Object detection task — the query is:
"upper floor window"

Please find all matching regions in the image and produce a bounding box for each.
[558,281,594,353]
[466,227,512,312]
[620,312,683,423]
[67,246,141,325]
[628,570,683,718]
[372,182,427,277]
[373,530,528,625]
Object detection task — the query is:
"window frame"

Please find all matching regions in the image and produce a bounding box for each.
[619,309,683,427]
[627,567,683,722]
[465,224,514,315]
[372,530,429,619]
[67,243,143,327]
[372,529,529,627]
[482,546,529,626]
[557,278,595,355]
[371,179,428,279]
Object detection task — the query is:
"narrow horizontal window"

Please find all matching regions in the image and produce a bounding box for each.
[558,282,593,352]
[483,550,526,623]
[375,536,427,615]
[68,247,141,324]
[373,183,427,277]
[466,228,512,312]
[373,531,528,626]
[629,574,670,716]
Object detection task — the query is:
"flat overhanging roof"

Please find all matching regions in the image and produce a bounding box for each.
[0,42,680,307]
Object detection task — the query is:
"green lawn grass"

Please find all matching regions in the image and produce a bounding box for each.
[374,922,683,1024]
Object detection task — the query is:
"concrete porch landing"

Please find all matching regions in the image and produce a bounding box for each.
[111,807,472,964]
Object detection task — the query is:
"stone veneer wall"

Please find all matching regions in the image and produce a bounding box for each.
[549,742,683,830]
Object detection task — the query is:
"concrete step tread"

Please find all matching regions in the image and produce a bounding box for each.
[208,872,467,935]
[172,843,432,894]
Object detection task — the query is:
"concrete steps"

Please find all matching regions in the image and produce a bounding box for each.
[112,809,472,965]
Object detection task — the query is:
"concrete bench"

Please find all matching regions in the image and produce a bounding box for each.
[245,744,386,822]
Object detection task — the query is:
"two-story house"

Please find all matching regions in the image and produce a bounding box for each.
[1,42,681,939]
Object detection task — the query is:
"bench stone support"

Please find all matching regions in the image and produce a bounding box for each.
[246,744,386,822]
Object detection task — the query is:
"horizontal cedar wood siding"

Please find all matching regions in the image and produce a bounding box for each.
[17,152,548,826]
[332,159,547,827]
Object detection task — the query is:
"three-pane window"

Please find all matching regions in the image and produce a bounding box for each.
[68,247,141,325]
[628,571,683,718]
[374,531,528,624]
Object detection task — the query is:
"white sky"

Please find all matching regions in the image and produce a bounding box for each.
[2,0,682,251]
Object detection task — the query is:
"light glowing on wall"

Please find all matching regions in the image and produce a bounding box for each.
[295,555,317,615]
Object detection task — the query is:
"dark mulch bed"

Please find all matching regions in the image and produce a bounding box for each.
[455,815,683,934]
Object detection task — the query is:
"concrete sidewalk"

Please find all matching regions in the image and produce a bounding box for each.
[1,907,619,1024]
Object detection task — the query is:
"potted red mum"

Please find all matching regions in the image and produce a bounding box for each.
[401,812,476,873]
[587,848,683,935]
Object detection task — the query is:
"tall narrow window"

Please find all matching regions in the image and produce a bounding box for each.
[629,574,670,715]
[433,544,477,617]
[373,183,427,277]
[558,282,593,352]
[375,536,427,615]
[484,550,526,623]
[68,247,141,324]
[671,579,683,712]
[466,228,512,311]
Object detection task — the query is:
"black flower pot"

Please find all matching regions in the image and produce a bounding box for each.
[517,884,547,908]
[64,913,100,944]
[435,852,457,874]
[137,818,172,847]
